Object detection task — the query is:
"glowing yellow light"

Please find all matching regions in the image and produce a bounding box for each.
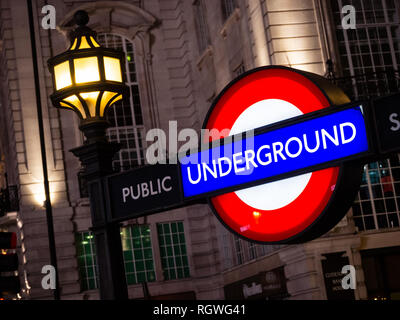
[70,38,78,50]
[78,36,91,50]
[104,57,122,82]
[59,92,122,120]
[90,36,100,48]
[32,188,57,207]
[74,57,100,84]
[49,29,128,122]
[253,211,261,218]
[99,91,122,117]
[33,191,46,206]
[54,61,72,90]
[60,95,87,119]
[80,91,100,117]
[70,36,100,51]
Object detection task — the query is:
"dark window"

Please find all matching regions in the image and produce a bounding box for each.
[193,0,210,53]
[97,33,146,172]
[75,225,156,291]
[330,1,400,231]
[157,221,190,280]
[121,225,156,284]
[234,63,246,77]
[362,247,400,300]
[0,184,19,216]
[77,171,88,198]
[221,0,237,22]
[234,236,244,265]
[75,232,98,291]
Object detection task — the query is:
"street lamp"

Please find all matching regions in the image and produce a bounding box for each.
[48,10,128,143]
[48,10,129,300]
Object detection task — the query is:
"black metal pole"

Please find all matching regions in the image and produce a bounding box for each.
[71,121,129,300]
[27,0,60,300]
[141,217,151,300]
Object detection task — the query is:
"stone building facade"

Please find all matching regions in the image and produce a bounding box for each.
[0,0,399,300]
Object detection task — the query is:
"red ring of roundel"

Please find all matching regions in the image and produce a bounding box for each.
[204,68,340,243]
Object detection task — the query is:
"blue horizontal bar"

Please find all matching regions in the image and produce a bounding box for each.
[180,106,369,198]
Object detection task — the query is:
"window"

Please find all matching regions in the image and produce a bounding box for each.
[217,230,284,270]
[121,225,156,284]
[362,248,400,300]
[331,0,400,231]
[260,244,280,256]
[352,156,400,231]
[331,0,400,99]
[219,229,234,269]
[77,171,88,198]
[193,0,211,53]
[234,63,246,77]
[157,222,190,280]
[221,0,237,21]
[248,241,257,260]
[97,34,146,172]
[75,232,98,291]
[234,236,244,265]
[75,225,156,291]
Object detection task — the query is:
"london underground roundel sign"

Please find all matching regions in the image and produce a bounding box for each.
[203,66,363,244]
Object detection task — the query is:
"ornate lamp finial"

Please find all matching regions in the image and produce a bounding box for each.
[74,10,89,27]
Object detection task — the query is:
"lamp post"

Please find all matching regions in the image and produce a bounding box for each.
[47,10,129,300]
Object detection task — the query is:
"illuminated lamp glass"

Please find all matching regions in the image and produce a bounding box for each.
[104,57,123,82]
[47,11,129,124]
[54,61,72,90]
[74,57,100,84]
